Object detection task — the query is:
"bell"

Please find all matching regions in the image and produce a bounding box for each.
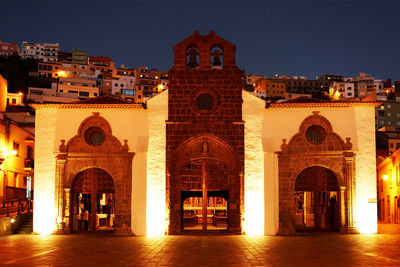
[187,54,199,69]
[212,54,221,66]
[187,47,199,69]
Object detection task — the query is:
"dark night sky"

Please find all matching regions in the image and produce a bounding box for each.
[1,0,399,80]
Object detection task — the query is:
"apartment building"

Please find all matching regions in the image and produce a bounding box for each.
[0,75,34,202]
[21,41,59,62]
[377,149,400,223]
[351,72,375,97]
[58,51,72,62]
[329,81,355,99]
[111,76,135,95]
[57,77,99,99]
[376,102,400,130]
[72,48,88,65]
[254,78,286,99]
[0,40,20,57]
[134,67,160,101]
[38,62,92,79]
[89,56,116,76]
[244,74,266,91]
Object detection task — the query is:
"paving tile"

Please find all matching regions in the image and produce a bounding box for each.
[1,233,400,266]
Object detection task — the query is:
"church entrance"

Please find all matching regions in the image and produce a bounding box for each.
[71,168,115,232]
[294,166,340,232]
[181,159,229,231]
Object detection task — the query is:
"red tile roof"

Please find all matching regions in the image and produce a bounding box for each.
[70,95,131,104]
[30,95,145,109]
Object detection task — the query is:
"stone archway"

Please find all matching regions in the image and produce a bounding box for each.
[277,111,356,235]
[167,134,243,234]
[294,166,340,231]
[55,112,134,234]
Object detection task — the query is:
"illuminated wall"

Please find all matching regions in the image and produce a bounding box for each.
[242,92,265,235]
[0,75,7,112]
[377,150,400,223]
[146,91,167,235]
[33,108,58,234]
[354,107,378,233]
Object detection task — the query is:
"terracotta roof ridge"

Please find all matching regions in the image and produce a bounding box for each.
[70,95,132,104]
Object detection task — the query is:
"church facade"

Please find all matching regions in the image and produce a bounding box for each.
[32,31,378,235]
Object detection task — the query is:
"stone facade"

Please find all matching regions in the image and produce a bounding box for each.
[277,111,357,234]
[166,31,244,234]
[55,112,134,234]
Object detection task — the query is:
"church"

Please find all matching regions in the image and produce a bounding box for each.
[32,31,378,235]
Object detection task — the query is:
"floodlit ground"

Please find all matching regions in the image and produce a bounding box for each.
[1,227,400,266]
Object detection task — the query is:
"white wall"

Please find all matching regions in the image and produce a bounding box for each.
[145,91,168,235]
[33,108,58,234]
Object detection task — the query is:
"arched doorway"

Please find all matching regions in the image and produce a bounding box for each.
[181,159,230,231]
[168,135,242,234]
[294,166,340,231]
[71,168,116,232]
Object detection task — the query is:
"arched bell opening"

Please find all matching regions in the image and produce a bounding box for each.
[210,46,223,70]
[186,45,199,70]
[294,166,340,232]
[70,168,116,232]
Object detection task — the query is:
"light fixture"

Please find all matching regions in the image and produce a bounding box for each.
[383,174,389,180]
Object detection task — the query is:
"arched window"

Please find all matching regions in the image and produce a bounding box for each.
[186,45,199,70]
[211,47,223,69]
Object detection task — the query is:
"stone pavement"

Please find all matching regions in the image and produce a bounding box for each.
[378,222,400,235]
[1,232,400,266]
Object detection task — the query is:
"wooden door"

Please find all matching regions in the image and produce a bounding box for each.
[181,159,229,231]
[72,168,114,231]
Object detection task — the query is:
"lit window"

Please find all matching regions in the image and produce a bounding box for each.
[13,141,20,156]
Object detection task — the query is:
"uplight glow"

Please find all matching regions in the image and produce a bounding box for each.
[356,201,377,234]
[34,198,56,235]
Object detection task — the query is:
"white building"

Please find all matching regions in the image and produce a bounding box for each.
[58,77,99,99]
[329,82,355,99]
[374,80,384,95]
[21,41,59,62]
[111,76,135,95]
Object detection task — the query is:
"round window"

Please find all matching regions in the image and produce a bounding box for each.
[305,125,326,145]
[196,93,214,110]
[84,127,106,146]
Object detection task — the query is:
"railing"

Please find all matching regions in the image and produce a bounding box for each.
[0,199,33,217]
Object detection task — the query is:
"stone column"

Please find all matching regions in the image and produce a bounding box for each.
[277,153,295,235]
[64,188,71,233]
[343,152,359,233]
[239,171,244,234]
[339,186,346,233]
[55,155,66,232]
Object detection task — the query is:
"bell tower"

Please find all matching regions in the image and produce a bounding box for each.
[166,30,244,234]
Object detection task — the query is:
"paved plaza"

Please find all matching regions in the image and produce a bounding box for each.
[1,228,400,267]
